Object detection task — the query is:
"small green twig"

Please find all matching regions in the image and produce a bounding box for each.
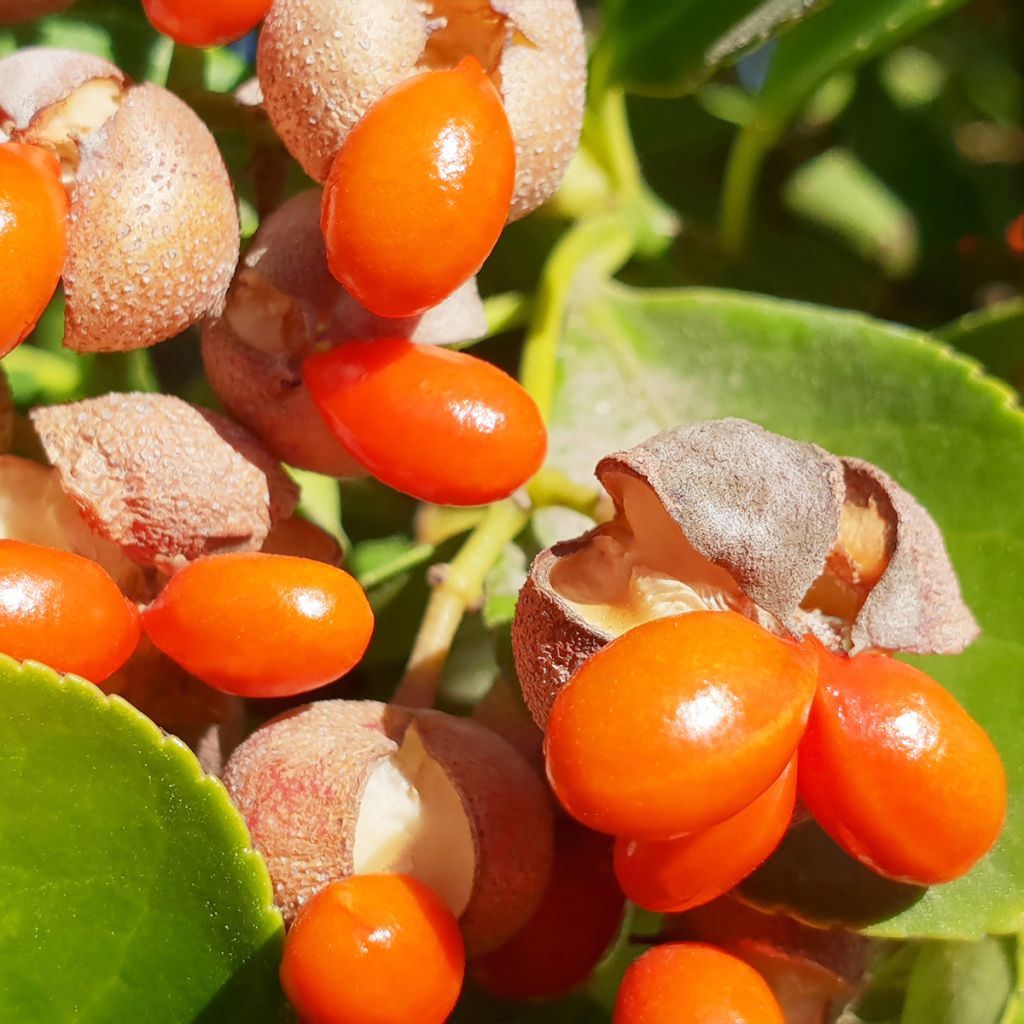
[718,123,775,256]
[528,468,603,521]
[164,44,206,97]
[482,291,532,339]
[519,214,635,421]
[393,500,530,708]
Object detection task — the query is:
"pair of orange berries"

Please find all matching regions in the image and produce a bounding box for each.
[545,611,1006,910]
[305,57,546,507]
[0,540,372,697]
[280,874,788,1024]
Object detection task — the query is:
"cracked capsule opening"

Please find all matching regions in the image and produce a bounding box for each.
[19,77,124,180]
[548,472,759,637]
[546,467,896,645]
[354,722,476,919]
[801,467,895,627]
[418,0,510,82]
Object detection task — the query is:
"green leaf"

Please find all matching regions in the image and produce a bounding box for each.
[938,300,1024,395]
[288,468,346,547]
[548,282,1024,939]
[350,535,435,590]
[753,0,972,134]
[482,543,528,630]
[0,658,287,1022]
[783,147,919,278]
[594,0,829,98]
[901,937,1016,1024]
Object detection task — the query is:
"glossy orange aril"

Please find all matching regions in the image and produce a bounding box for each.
[280,873,465,1024]
[304,338,546,506]
[0,539,139,683]
[614,755,797,914]
[141,552,373,698]
[142,0,271,47]
[544,612,817,839]
[798,647,1006,885]
[612,943,785,1024]
[471,819,626,1000]
[321,56,515,318]
[0,142,67,357]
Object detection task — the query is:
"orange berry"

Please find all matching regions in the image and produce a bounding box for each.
[142,0,271,47]
[470,819,626,1001]
[304,338,546,506]
[141,553,373,698]
[614,755,797,914]
[613,943,784,1024]
[321,56,515,318]
[280,874,465,1024]
[544,612,817,839]
[0,540,139,683]
[0,142,67,356]
[798,648,1006,884]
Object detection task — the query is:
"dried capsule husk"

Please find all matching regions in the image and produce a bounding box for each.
[0,48,239,352]
[0,0,73,24]
[201,189,486,475]
[30,393,298,573]
[257,0,585,219]
[222,699,555,954]
[261,515,343,565]
[670,897,868,1024]
[513,418,978,727]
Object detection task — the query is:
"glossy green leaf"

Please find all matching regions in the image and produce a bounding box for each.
[594,0,828,97]
[901,936,1016,1024]
[752,0,972,133]
[938,300,1024,395]
[0,659,287,1022]
[548,282,1024,939]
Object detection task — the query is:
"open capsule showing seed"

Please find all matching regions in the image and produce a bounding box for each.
[0,47,239,352]
[257,0,585,220]
[223,699,555,955]
[513,418,977,727]
[202,189,487,475]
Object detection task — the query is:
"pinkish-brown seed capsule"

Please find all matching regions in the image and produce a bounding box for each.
[0,47,239,353]
[223,699,554,955]
[30,393,298,573]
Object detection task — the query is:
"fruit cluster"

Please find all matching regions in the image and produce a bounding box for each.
[513,421,1005,972]
[0,3,1007,1022]
[1,0,586,507]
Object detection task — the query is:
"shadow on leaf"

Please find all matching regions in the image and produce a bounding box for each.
[739,818,925,929]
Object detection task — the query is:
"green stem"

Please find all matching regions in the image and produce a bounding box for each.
[164,45,206,97]
[520,215,635,421]
[393,500,530,708]
[481,291,532,339]
[527,469,603,521]
[719,123,775,256]
[591,87,643,201]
